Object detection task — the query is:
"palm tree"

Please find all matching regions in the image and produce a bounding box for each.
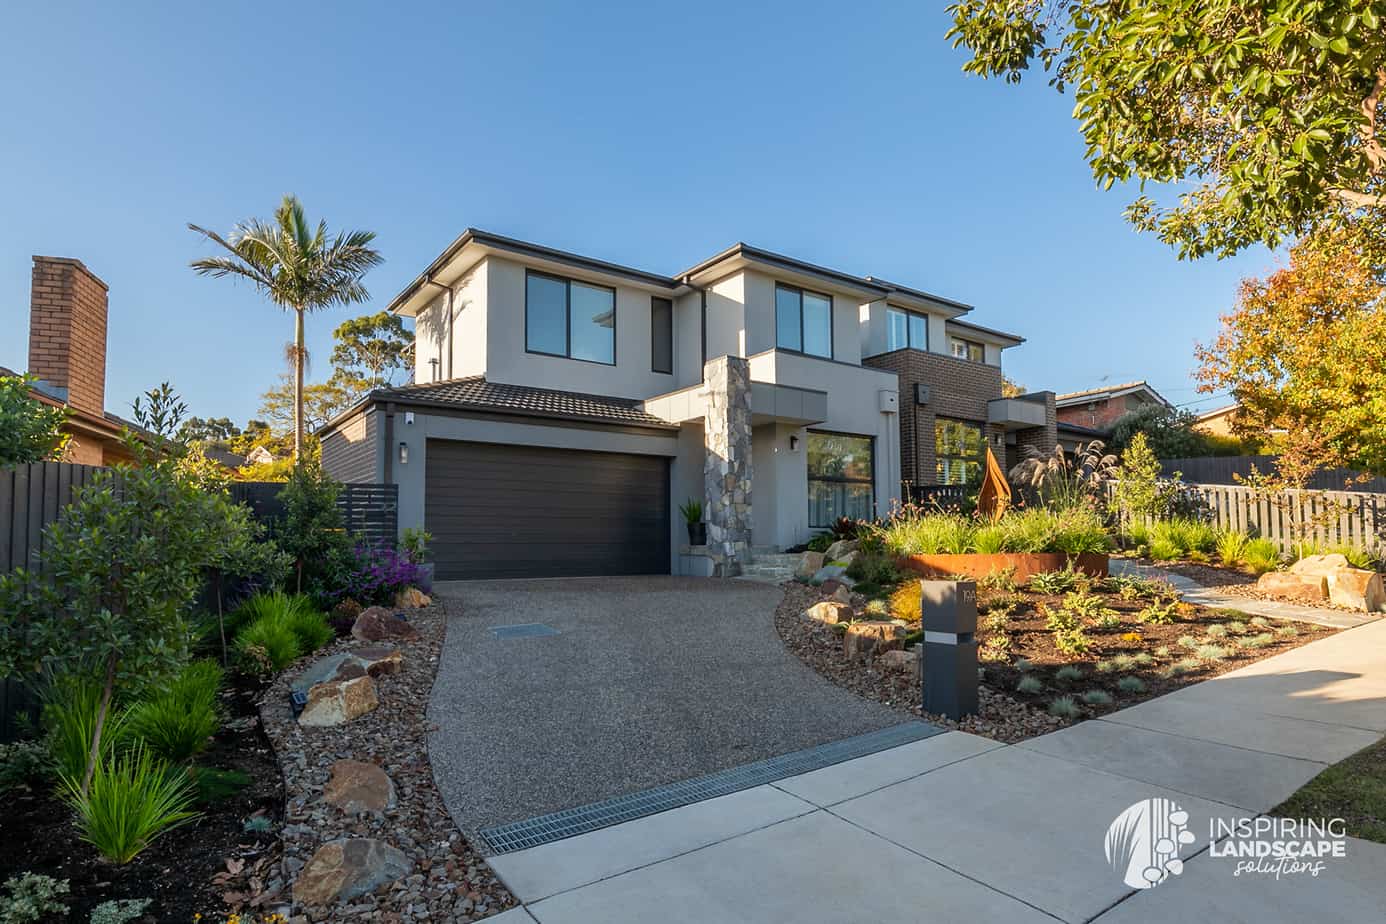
[189,195,383,459]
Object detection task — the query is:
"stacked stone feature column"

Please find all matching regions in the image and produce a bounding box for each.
[703,356,753,577]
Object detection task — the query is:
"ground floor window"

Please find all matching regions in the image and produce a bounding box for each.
[807,432,874,527]
[935,418,983,485]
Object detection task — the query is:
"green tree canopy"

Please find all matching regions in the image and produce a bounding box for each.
[0,374,68,465]
[947,1,1386,257]
[1107,404,1212,459]
[329,311,413,401]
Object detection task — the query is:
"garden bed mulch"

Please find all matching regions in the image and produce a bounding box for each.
[1148,559,1372,613]
[775,575,1338,744]
[0,679,283,922]
[260,598,515,924]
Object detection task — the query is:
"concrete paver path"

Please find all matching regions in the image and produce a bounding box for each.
[486,616,1386,923]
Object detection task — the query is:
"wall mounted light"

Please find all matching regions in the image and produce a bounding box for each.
[398,442,409,464]
[789,435,800,452]
[404,411,415,425]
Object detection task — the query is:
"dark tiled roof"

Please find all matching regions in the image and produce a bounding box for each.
[376,376,677,429]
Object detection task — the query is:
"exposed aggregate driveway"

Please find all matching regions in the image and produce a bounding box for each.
[427,576,907,850]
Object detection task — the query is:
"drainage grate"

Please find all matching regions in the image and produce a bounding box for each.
[479,721,942,854]
[490,623,561,640]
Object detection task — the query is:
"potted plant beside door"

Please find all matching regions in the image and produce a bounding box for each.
[680,499,707,546]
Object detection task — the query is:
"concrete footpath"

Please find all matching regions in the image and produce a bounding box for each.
[483,619,1386,923]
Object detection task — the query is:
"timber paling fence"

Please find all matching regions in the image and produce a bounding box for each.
[1120,480,1386,556]
[1160,455,1386,493]
[0,461,398,741]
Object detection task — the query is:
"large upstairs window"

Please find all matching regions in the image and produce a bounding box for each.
[950,337,984,363]
[886,307,928,351]
[775,283,833,358]
[525,270,616,365]
[808,432,874,527]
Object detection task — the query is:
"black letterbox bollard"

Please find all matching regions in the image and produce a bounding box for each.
[919,579,979,720]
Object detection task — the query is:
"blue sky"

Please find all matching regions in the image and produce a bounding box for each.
[0,1,1279,425]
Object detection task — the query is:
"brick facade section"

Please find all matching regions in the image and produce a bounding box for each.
[28,256,109,418]
[863,349,1006,491]
[1056,398,1128,430]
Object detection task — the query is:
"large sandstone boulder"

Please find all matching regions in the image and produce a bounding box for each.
[843,621,907,662]
[825,539,860,562]
[1290,553,1351,576]
[796,551,826,578]
[292,648,402,695]
[352,606,421,643]
[324,760,397,816]
[1256,571,1329,603]
[292,838,411,906]
[299,675,379,727]
[803,601,852,626]
[1326,568,1386,612]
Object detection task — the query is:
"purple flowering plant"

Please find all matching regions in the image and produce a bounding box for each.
[336,542,431,605]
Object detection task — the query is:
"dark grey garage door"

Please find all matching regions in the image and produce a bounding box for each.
[425,440,671,580]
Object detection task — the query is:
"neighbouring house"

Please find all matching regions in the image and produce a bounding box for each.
[1055,420,1110,456]
[319,230,1050,579]
[1055,380,1173,432]
[1193,404,1241,438]
[245,445,275,466]
[4,256,142,466]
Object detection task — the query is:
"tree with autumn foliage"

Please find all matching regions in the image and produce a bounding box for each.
[1196,226,1386,475]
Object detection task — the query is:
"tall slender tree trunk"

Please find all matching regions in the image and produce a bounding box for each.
[81,653,119,797]
[294,306,305,460]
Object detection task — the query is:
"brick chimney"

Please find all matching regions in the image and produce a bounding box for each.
[28,256,109,416]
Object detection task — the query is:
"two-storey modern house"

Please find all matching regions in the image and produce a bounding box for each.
[319,230,1054,579]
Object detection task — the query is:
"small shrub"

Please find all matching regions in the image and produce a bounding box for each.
[1013,657,1036,672]
[1204,623,1228,638]
[1275,624,1299,637]
[887,581,923,623]
[1095,659,1116,673]
[1242,538,1281,574]
[979,567,1018,594]
[0,741,51,795]
[61,745,198,864]
[90,898,153,924]
[1215,530,1249,568]
[806,533,833,553]
[863,599,890,618]
[1138,597,1181,625]
[1154,645,1171,658]
[1028,568,1080,595]
[1177,634,1200,649]
[1016,675,1044,694]
[234,616,301,677]
[1238,632,1276,649]
[1161,658,1201,678]
[1048,696,1081,719]
[1131,652,1155,667]
[1148,536,1181,561]
[1094,612,1123,631]
[1081,689,1113,705]
[1055,665,1084,684]
[1249,616,1271,628]
[1109,654,1138,672]
[1116,676,1147,694]
[0,873,70,923]
[43,674,131,782]
[127,660,222,762]
[1043,602,1091,655]
[243,814,274,834]
[1195,643,1229,661]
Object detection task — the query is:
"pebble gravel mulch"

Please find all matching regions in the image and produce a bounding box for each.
[260,599,516,923]
[773,581,1068,743]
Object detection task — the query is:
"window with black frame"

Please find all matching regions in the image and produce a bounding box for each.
[807,432,874,527]
[886,307,928,351]
[935,418,983,485]
[525,270,616,365]
[775,283,833,358]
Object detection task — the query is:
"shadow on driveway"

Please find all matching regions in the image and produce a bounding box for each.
[427,576,909,849]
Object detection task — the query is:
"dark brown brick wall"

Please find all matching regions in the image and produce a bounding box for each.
[1012,391,1058,471]
[864,349,1007,490]
[28,256,109,417]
